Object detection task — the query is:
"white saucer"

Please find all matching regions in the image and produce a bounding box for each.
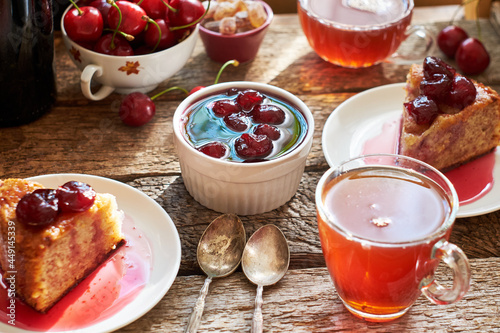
[0,174,181,333]
[322,83,500,218]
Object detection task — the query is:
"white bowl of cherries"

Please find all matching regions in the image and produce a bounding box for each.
[61,0,204,100]
[173,81,315,215]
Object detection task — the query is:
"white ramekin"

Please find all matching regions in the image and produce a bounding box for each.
[173,82,314,215]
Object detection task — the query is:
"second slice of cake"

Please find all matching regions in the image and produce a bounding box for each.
[398,57,500,171]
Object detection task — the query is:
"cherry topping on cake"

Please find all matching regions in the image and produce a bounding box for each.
[423,56,456,80]
[211,99,241,117]
[420,73,452,103]
[405,95,439,125]
[234,133,273,159]
[197,141,228,158]
[250,104,286,125]
[253,124,281,140]
[16,189,59,226]
[446,76,477,110]
[57,181,96,213]
[236,89,264,110]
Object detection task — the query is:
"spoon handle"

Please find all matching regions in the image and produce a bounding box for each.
[251,285,264,333]
[184,276,212,333]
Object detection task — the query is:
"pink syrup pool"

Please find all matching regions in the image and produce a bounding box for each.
[362,116,495,205]
[0,214,152,331]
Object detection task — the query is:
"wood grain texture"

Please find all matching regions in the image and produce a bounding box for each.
[116,259,500,332]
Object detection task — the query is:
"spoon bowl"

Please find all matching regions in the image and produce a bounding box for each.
[185,213,246,333]
[242,224,290,333]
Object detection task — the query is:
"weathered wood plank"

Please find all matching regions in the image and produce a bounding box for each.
[116,258,500,333]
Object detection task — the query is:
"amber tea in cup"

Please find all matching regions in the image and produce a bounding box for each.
[298,0,432,68]
[316,154,470,322]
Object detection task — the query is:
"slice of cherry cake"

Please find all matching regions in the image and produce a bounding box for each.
[398,56,500,171]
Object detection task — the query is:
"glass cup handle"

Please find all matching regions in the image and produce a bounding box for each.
[390,25,436,64]
[420,239,471,305]
[81,64,115,101]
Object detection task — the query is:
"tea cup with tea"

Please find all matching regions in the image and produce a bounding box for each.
[298,0,434,68]
[316,154,470,322]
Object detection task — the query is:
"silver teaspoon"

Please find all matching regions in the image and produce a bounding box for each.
[242,224,290,333]
[185,213,246,333]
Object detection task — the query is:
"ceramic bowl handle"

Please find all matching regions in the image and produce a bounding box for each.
[81,64,115,101]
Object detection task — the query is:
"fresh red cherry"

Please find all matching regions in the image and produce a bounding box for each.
[253,124,281,140]
[446,76,477,110]
[108,0,148,36]
[437,25,468,58]
[197,141,228,158]
[119,86,188,126]
[236,89,264,110]
[189,86,205,95]
[224,112,249,132]
[134,0,166,19]
[89,0,112,27]
[234,133,273,159]
[405,95,440,125]
[119,92,156,126]
[94,33,134,56]
[57,181,96,213]
[16,189,59,226]
[211,99,241,117]
[167,0,206,28]
[63,3,104,42]
[250,104,286,124]
[144,18,176,51]
[455,37,490,75]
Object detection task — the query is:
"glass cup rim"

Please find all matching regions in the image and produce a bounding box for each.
[315,153,459,247]
[298,0,415,30]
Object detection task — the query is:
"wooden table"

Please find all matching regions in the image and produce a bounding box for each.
[1,5,500,332]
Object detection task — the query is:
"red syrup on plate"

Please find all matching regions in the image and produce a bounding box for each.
[362,116,495,205]
[0,214,152,331]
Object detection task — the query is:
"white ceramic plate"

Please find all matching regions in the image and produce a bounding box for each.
[322,83,500,218]
[0,174,181,333]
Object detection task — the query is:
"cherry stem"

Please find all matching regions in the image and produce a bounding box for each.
[136,0,144,5]
[170,0,211,31]
[103,28,135,41]
[68,0,83,15]
[143,16,161,53]
[161,0,175,12]
[214,60,239,85]
[452,0,483,41]
[151,86,189,100]
[107,0,122,50]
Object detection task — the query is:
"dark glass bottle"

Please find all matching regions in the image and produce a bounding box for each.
[0,0,57,127]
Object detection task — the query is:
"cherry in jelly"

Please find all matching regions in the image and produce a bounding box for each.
[57,181,97,213]
[224,112,250,132]
[250,104,286,125]
[183,87,307,162]
[254,124,281,140]
[211,99,241,117]
[234,133,273,159]
[197,142,228,158]
[236,89,264,110]
[16,189,59,226]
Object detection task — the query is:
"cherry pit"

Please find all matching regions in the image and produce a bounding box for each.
[16,181,97,227]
